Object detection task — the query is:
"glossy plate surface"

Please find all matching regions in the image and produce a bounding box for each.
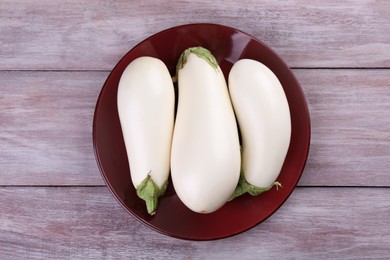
[93,23,311,240]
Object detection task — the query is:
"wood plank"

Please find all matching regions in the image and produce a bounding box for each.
[0,70,389,186]
[0,187,388,259]
[0,0,389,70]
[0,71,106,185]
[296,69,390,186]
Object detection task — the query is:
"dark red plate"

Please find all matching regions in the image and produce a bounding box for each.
[93,23,310,240]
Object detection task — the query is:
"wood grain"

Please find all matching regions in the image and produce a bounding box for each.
[1,1,388,258]
[296,69,390,186]
[0,187,388,259]
[0,69,390,186]
[0,0,389,70]
[0,71,106,185]
[1,70,389,186]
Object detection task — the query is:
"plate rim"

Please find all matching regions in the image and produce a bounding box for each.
[92,22,311,240]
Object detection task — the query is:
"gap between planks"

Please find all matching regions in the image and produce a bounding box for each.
[0,67,390,72]
[0,185,388,188]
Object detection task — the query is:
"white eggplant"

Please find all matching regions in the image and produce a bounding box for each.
[117,57,175,215]
[228,59,291,198]
[171,47,241,213]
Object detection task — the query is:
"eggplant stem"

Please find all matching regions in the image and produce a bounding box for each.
[173,46,219,84]
[229,174,282,201]
[135,172,168,215]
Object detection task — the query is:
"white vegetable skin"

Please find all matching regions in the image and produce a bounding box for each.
[117,57,174,208]
[171,49,241,214]
[228,59,291,188]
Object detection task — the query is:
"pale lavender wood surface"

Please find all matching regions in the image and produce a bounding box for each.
[1,70,388,186]
[1,0,389,70]
[0,0,389,258]
[0,187,389,259]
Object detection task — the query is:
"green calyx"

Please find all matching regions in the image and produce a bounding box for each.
[229,174,282,201]
[172,46,218,82]
[136,173,168,215]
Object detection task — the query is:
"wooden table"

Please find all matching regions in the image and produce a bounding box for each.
[1,1,389,258]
